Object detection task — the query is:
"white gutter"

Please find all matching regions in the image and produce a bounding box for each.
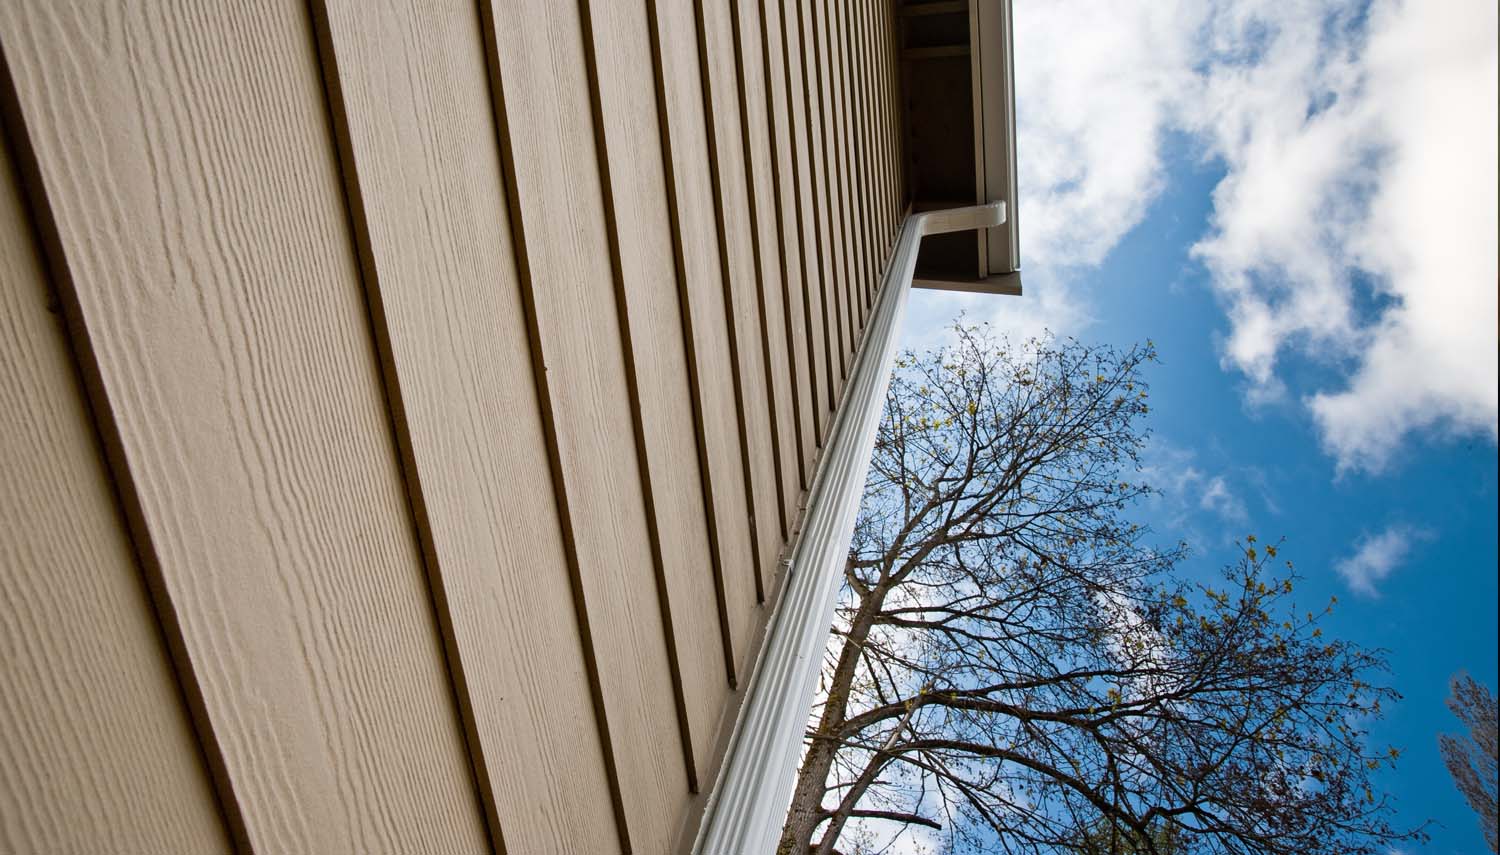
[692,202,1007,855]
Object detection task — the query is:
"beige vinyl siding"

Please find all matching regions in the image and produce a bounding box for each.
[784,0,840,429]
[698,0,785,605]
[0,2,492,853]
[0,0,907,851]
[764,0,825,463]
[651,0,765,688]
[810,0,858,378]
[584,0,731,799]
[307,1,618,850]
[483,0,687,849]
[730,0,802,539]
[757,0,817,490]
[0,116,233,855]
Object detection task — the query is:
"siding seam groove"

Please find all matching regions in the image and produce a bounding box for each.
[808,0,850,383]
[792,0,838,421]
[642,0,742,690]
[691,0,768,604]
[773,0,825,451]
[849,0,877,310]
[302,5,504,852]
[575,0,700,796]
[473,3,634,848]
[828,0,864,340]
[726,0,791,542]
[0,40,252,855]
[751,0,809,493]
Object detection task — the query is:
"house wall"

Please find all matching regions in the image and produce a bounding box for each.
[0,1,905,852]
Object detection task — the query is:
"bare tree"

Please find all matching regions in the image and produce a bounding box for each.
[778,326,1424,855]
[1439,673,1498,853]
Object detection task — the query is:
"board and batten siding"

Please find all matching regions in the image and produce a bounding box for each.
[0,0,905,852]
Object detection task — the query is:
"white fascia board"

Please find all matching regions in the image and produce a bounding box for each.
[978,0,1020,274]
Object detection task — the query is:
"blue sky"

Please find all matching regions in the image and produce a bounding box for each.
[896,0,1497,850]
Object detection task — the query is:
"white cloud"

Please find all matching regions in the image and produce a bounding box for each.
[1005,0,1498,472]
[901,275,1086,351]
[1191,0,1499,472]
[1334,524,1427,597]
[1198,475,1247,523]
[1138,442,1252,545]
[1014,0,1211,269]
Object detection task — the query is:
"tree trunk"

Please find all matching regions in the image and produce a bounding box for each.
[778,576,887,853]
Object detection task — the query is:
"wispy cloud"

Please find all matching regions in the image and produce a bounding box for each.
[1190,1,1499,473]
[1000,0,1497,473]
[1198,475,1247,524]
[1139,441,1253,545]
[1334,524,1428,597]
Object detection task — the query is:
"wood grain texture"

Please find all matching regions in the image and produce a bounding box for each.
[480,0,689,849]
[756,0,817,486]
[874,0,900,251]
[794,0,844,397]
[653,0,764,682]
[858,0,885,265]
[828,0,864,321]
[870,0,888,291]
[871,0,896,289]
[807,0,855,379]
[834,0,870,336]
[772,0,831,446]
[729,0,799,538]
[878,0,900,259]
[0,116,233,855]
[0,3,491,852]
[876,0,900,216]
[815,0,856,351]
[849,0,882,306]
[582,0,731,787]
[310,2,618,851]
[697,0,784,600]
[788,0,841,423]
[876,0,900,240]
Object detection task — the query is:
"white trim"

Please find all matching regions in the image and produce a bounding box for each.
[692,203,1006,855]
[978,0,1020,274]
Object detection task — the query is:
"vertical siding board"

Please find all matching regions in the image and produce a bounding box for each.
[876,0,897,260]
[774,0,831,447]
[0,4,491,853]
[858,0,876,307]
[0,119,233,855]
[833,0,869,319]
[815,0,855,354]
[650,0,762,684]
[880,0,904,239]
[754,0,815,491]
[856,0,889,292]
[728,0,798,539]
[878,0,897,242]
[696,0,784,600]
[826,0,860,366]
[480,0,689,850]
[867,0,891,257]
[886,0,907,214]
[859,0,882,262]
[807,0,853,387]
[793,0,841,419]
[829,0,868,337]
[848,0,875,291]
[307,2,619,851]
[582,0,731,787]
